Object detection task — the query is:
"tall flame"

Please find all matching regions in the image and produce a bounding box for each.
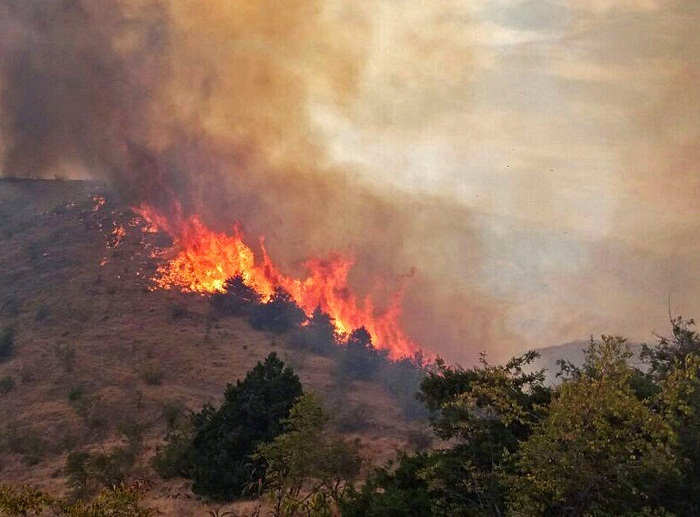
[137,205,421,359]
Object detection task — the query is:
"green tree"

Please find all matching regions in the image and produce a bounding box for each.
[642,318,700,515]
[510,336,678,516]
[340,452,434,517]
[256,393,362,516]
[342,351,549,516]
[187,352,303,501]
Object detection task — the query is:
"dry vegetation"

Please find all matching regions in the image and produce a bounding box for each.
[0,179,427,515]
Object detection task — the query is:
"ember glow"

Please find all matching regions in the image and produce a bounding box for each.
[137,205,421,359]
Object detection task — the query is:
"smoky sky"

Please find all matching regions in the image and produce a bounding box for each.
[1,0,698,363]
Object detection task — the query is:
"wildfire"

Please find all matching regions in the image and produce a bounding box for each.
[136,205,421,359]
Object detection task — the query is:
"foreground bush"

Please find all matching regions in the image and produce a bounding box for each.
[154,352,303,501]
[342,319,700,516]
[0,483,155,516]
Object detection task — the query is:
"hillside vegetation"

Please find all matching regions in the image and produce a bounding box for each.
[2,180,700,517]
[0,179,427,515]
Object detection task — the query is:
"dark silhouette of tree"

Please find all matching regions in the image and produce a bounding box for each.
[290,306,338,356]
[186,353,303,501]
[248,288,306,334]
[210,276,261,316]
[337,328,387,381]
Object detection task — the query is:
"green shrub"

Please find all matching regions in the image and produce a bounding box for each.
[0,376,15,394]
[0,483,156,516]
[1,297,20,318]
[0,328,15,363]
[161,401,186,431]
[66,423,145,500]
[168,301,188,320]
[152,420,194,480]
[68,389,108,436]
[35,304,50,322]
[289,306,339,356]
[331,403,372,433]
[140,361,164,386]
[1,423,47,466]
[54,343,76,372]
[68,385,85,403]
[186,353,303,500]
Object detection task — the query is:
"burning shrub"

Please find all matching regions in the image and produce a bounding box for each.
[337,328,388,381]
[248,288,305,334]
[289,306,339,357]
[210,276,261,316]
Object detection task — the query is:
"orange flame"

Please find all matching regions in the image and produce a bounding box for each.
[136,205,421,359]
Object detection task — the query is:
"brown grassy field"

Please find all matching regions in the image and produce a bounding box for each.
[0,178,429,515]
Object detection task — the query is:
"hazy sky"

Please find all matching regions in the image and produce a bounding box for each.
[1,0,698,362]
[307,0,700,357]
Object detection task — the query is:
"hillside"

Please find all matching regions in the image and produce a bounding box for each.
[0,179,428,515]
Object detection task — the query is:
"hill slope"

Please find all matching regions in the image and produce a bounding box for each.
[0,179,426,515]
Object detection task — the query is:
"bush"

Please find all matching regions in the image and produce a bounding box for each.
[66,423,145,499]
[35,304,50,322]
[0,328,15,363]
[1,423,47,466]
[331,403,372,433]
[161,400,186,431]
[140,361,164,386]
[337,328,387,381]
[1,296,20,318]
[248,288,306,334]
[54,343,76,373]
[186,352,303,500]
[152,420,194,480]
[68,389,108,436]
[0,483,156,516]
[210,276,261,316]
[289,306,339,356]
[0,376,15,394]
[378,355,428,421]
[168,301,188,320]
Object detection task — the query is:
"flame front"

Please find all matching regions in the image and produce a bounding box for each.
[137,205,421,359]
